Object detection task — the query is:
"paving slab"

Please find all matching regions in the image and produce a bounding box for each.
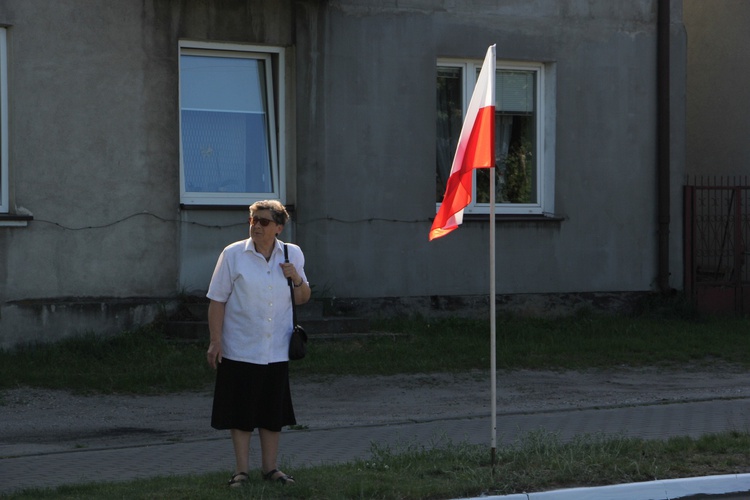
[3,398,750,494]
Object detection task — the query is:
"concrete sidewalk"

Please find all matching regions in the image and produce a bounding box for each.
[2,397,750,496]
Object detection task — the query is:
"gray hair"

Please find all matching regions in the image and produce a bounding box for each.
[249,200,290,226]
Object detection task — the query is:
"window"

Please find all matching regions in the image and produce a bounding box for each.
[0,27,8,213]
[436,59,553,215]
[179,42,285,206]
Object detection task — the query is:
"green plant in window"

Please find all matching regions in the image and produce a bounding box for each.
[501,141,533,203]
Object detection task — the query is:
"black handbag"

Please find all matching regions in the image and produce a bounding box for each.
[284,244,308,360]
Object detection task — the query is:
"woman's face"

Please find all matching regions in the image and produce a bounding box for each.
[249,209,282,243]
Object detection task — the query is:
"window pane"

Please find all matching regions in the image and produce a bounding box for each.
[181,110,271,192]
[476,68,537,204]
[497,71,534,113]
[436,66,463,202]
[180,55,273,195]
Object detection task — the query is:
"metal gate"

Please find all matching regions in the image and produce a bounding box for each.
[684,177,750,315]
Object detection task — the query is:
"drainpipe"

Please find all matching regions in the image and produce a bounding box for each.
[657,0,671,292]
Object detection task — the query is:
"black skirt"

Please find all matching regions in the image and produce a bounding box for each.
[211,358,296,432]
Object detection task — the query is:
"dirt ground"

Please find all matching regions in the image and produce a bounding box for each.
[2,366,750,457]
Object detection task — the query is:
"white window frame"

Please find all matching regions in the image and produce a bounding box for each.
[437,58,555,216]
[178,41,286,206]
[0,28,8,213]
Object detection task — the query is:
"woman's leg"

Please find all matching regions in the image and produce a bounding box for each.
[230,429,252,474]
[258,428,279,473]
[259,428,294,482]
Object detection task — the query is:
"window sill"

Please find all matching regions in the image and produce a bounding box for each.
[180,204,251,211]
[180,204,296,214]
[462,213,565,223]
[0,214,33,227]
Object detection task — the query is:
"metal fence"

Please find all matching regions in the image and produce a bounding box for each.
[684,176,750,314]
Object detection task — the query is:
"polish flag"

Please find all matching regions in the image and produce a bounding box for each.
[429,45,496,241]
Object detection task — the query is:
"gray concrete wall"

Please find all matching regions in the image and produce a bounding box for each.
[0,0,295,347]
[0,1,180,301]
[0,0,687,348]
[684,0,750,178]
[295,0,685,299]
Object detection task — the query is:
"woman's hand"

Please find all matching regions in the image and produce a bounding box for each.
[207,340,222,370]
[280,263,311,305]
[280,262,303,287]
[207,300,226,370]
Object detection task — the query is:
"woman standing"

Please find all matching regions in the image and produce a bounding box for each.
[206,200,311,487]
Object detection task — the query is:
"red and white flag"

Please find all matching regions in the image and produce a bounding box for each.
[429,45,496,241]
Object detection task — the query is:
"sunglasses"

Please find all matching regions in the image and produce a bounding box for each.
[250,216,275,227]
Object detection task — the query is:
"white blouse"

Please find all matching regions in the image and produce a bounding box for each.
[207,238,307,364]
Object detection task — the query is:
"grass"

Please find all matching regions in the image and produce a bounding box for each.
[2,307,750,498]
[6,431,750,499]
[3,313,750,393]
[0,326,214,394]
[291,313,750,378]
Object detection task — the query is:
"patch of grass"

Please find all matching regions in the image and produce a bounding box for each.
[290,314,750,378]
[294,317,492,376]
[492,314,750,370]
[0,325,214,394]
[6,430,750,499]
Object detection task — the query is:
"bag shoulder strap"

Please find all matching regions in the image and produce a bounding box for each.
[284,244,297,325]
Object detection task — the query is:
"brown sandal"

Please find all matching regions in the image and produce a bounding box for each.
[262,468,295,484]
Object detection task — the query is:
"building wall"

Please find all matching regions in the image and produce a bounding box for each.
[0,0,687,348]
[295,0,686,299]
[0,0,296,347]
[684,0,750,178]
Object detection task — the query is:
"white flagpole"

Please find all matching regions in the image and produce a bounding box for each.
[490,165,497,469]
